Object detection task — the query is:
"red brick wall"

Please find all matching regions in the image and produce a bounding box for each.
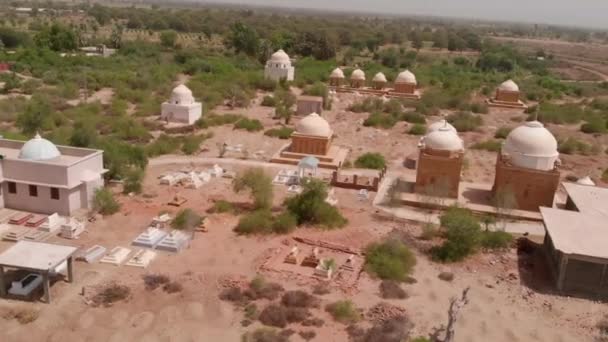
[495,89,520,103]
[415,149,463,198]
[289,135,331,155]
[394,83,416,94]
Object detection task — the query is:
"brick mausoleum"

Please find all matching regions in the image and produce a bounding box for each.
[487,79,528,109]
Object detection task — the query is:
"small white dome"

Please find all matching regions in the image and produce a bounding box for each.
[395,70,417,84]
[422,127,463,151]
[499,79,519,92]
[295,113,332,137]
[502,121,559,171]
[427,120,456,133]
[170,84,194,105]
[269,49,291,64]
[351,69,366,81]
[576,176,596,186]
[330,68,345,79]
[19,133,61,161]
[372,72,387,83]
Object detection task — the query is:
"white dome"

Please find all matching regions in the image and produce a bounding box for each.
[395,70,417,84]
[499,79,519,92]
[19,133,61,161]
[502,121,559,171]
[576,176,596,186]
[170,84,194,105]
[351,69,366,81]
[372,72,387,83]
[427,120,456,133]
[269,49,291,64]
[330,68,345,79]
[421,127,463,151]
[295,113,332,137]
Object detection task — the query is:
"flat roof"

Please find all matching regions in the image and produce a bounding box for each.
[0,139,102,167]
[0,241,77,271]
[562,182,608,218]
[540,207,608,259]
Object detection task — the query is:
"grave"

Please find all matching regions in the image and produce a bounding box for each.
[340,255,356,272]
[100,247,132,266]
[2,226,27,242]
[284,247,300,264]
[155,230,191,252]
[125,249,156,268]
[132,227,168,248]
[208,164,224,177]
[168,195,187,207]
[301,247,320,267]
[60,218,85,239]
[25,214,47,227]
[76,245,107,263]
[314,259,334,280]
[39,213,64,233]
[23,230,53,242]
[9,213,32,225]
[150,214,171,229]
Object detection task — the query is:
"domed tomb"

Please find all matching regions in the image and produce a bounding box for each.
[329,67,345,86]
[427,120,457,134]
[502,121,559,171]
[18,134,61,161]
[264,49,295,81]
[295,113,332,137]
[161,84,203,125]
[421,126,464,151]
[393,70,418,95]
[372,72,387,90]
[489,79,527,109]
[350,69,366,88]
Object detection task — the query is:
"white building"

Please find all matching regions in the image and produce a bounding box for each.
[501,121,559,171]
[0,134,106,216]
[161,84,202,125]
[264,49,295,82]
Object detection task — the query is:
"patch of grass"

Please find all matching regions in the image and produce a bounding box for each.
[209,200,237,214]
[195,113,243,129]
[408,123,427,135]
[143,274,170,290]
[234,118,264,132]
[494,126,512,139]
[419,223,440,240]
[261,95,276,107]
[91,283,131,307]
[471,139,502,152]
[93,188,120,215]
[480,230,513,250]
[447,111,483,132]
[365,239,416,282]
[171,208,203,231]
[241,328,288,342]
[363,112,399,129]
[325,300,361,324]
[264,126,294,139]
[558,137,597,155]
[3,308,39,324]
[354,152,386,170]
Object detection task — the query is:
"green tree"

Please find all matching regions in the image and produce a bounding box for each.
[365,239,416,281]
[34,24,78,51]
[93,188,120,215]
[355,152,386,170]
[227,22,259,57]
[432,29,449,49]
[410,29,423,50]
[432,207,482,262]
[159,30,177,48]
[233,168,274,210]
[16,96,53,135]
[285,179,347,228]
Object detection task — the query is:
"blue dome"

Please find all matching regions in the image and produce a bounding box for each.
[19,134,61,161]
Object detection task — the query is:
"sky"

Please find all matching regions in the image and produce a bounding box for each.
[204,0,608,29]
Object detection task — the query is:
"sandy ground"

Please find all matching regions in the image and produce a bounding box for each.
[0,158,605,341]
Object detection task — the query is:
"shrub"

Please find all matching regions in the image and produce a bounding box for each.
[580,117,607,134]
[312,283,331,295]
[219,287,244,302]
[480,230,513,250]
[244,303,258,320]
[261,95,276,107]
[233,168,274,209]
[447,111,483,132]
[246,275,284,301]
[241,328,288,342]
[281,290,320,308]
[603,169,608,182]
[285,179,347,229]
[325,300,361,324]
[234,209,274,235]
[93,188,120,215]
[181,134,210,155]
[143,274,170,290]
[264,127,294,139]
[354,152,386,170]
[258,305,293,328]
[379,280,408,299]
[171,208,203,231]
[162,281,183,293]
[469,102,489,114]
[271,212,298,234]
[408,124,427,135]
[419,223,440,240]
[91,283,131,307]
[365,239,416,282]
[3,308,39,325]
[558,137,595,155]
[431,207,482,262]
[438,272,455,282]
[195,113,243,128]
[234,118,264,132]
[363,112,399,129]
[471,139,502,152]
[402,111,426,124]
[299,330,316,341]
[209,200,236,214]
[494,126,512,139]
[351,316,413,342]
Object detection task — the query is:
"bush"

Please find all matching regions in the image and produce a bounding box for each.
[469,102,489,114]
[258,304,310,328]
[365,239,417,282]
[271,212,298,234]
[162,281,183,293]
[431,207,482,262]
[171,209,203,231]
[408,124,427,135]
[402,111,426,124]
[603,169,608,183]
[494,126,512,139]
[93,188,120,215]
[379,280,408,299]
[354,152,386,170]
[363,112,399,129]
[325,300,361,324]
[233,168,274,209]
[234,209,274,235]
[480,230,513,250]
[419,223,440,240]
[246,275,284,300]
[470,139,502,152]
[447,111,483,132]
[241,328,288,342]
[143,274,170,291]
[580,116,607,134]
[209,200,236,214]
[558,137,595,155]
[91,283,131,307]
[281,290,320,308]
[261,95,276,107]
[438,272,455,282]
[234,118,264,132]
[285,179,347,229]
[195,113,243,128]
[264,127,294,139]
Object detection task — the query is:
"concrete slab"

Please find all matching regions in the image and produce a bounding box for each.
[76,245,107,263]
[125,249,156,268]
[100,247,131,266]
[132,228,168,248]
[155,230,190,252]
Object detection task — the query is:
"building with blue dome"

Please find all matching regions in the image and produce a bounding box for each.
[0,134,106,215]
